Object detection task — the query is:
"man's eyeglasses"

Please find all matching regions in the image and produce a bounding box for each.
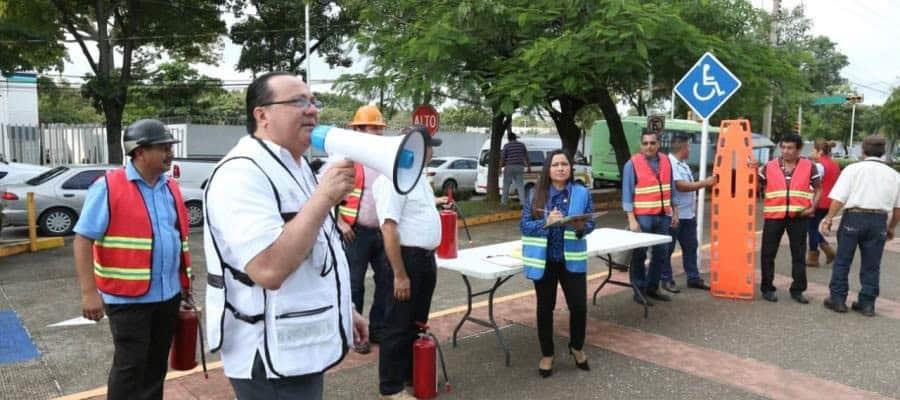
[259,97,323,109]
[641,141,658,146]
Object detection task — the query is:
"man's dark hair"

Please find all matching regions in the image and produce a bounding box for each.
[245,72,295,134]
[670,135,690,153]
[640,130,659,141]
[779,133,803,149]
[507,131,518,141]
[862,134,886,158]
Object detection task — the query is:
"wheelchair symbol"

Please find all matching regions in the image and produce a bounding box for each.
[692,63,725,101]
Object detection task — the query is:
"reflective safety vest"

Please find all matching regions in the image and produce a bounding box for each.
[817,155,839,210]
[338,163,365,226]
[631,153,672,216]
[522,184,590,280]
[763,158,814,219]
[205,136,352,379]
[93,168,191,297]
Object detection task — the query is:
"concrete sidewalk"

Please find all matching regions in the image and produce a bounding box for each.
[2,210,899,399]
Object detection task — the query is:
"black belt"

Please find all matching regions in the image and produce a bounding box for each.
[845,207,887,215]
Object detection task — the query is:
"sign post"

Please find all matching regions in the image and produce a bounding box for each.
[674,52,741,274]
[412,105,440,136]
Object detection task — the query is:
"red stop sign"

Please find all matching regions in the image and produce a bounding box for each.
[412,104,439,136]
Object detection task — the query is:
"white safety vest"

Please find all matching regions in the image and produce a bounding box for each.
[204,136,353,378]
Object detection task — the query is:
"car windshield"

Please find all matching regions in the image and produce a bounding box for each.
[428,159,446,168]
[26,166,68,185]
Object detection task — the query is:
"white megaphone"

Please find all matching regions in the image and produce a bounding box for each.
[311,125,427,194]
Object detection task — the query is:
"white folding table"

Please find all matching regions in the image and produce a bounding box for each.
[436,228,671,366]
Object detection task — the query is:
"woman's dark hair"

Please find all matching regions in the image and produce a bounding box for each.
[245,72,295,134]
[814,139,832,156]
[531,149,574,219]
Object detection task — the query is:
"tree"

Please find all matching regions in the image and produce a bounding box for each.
[48,0,226,163]
[315,92,364,125]
[125,61,228,124]
[38,77,103,124]
[443,106,492,130]
[228,0,359,76]
[0,0,65,74]
[340,0,524,202]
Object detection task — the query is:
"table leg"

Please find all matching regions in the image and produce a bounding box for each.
[592,253,649,318]
[451,275,515,366]
[452,275,474,348]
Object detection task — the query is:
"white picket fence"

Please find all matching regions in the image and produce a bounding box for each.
[0,123,188,166]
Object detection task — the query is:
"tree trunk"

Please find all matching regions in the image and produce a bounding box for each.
[105,102,124,164]
[546,95,585,156]
[485,109,510,203]
[595,88,631,176]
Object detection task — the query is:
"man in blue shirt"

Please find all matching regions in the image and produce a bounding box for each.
[621,131,678,305]
[660,136,715,293]
[73,119,191,400]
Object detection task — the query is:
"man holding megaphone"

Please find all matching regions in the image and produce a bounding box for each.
[204,72,368,400]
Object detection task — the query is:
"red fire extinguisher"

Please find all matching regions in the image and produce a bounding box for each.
[413,323,450,399]
[436,188,472,259]
[169,300,208,378]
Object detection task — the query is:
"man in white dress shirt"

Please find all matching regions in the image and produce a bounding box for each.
[374,125,446,399]
[821,135,900,317]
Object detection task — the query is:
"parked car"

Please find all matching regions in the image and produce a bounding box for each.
[0,160,51,187]
[1,165,205,236]
[426,157,478,194]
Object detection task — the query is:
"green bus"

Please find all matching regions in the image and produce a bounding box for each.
[590,116,775,187]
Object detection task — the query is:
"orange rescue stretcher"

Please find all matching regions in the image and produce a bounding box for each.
[709,119,757,300]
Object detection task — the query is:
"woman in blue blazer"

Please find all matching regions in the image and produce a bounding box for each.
[520,149,594,377]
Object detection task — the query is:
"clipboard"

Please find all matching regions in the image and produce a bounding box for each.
[544,211,607,228]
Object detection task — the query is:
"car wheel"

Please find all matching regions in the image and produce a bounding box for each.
[38,207,77,236]
[186,201,204,228]
[441,179,458,195]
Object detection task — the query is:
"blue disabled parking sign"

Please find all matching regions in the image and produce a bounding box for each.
[674,52,741,120]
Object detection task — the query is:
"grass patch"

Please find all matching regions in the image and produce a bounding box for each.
[454,199,522,218]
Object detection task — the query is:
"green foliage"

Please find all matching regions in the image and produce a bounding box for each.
[46,0,227,162]
[228,0,359,75]
[314,92,365,125]
[443,106,492,129]
[38,77,103,124]
[0,0,66,74]
[882,87,900,140]
[123,61,232,124]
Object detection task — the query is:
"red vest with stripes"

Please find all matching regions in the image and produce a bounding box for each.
[631,153,673,216]
[763,158,814,220]
[93,168,192,297]
[816,155,839,210]
[338,163,366,226]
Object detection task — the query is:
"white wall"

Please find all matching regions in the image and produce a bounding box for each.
[0,73,39,126]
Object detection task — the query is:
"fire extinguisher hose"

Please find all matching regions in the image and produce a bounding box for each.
[196,307,208,379]
[430,332,451,392]
[451,203,473,244]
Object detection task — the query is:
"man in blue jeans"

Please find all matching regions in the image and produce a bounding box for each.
[622,131,678,305]
[661,136,715,293]
[820,135,900,317]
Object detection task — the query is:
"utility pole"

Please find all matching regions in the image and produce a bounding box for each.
[305,2,311,84]
[762,0,780,138]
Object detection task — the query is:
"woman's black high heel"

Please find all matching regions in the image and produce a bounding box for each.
[538,358,554,378]
[569,346,590,371]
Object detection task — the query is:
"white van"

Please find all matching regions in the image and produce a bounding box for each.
[475,136,592,195]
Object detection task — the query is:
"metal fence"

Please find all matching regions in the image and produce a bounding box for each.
[0,124,109,166]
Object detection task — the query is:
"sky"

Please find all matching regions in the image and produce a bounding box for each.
[58,2,900,106]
